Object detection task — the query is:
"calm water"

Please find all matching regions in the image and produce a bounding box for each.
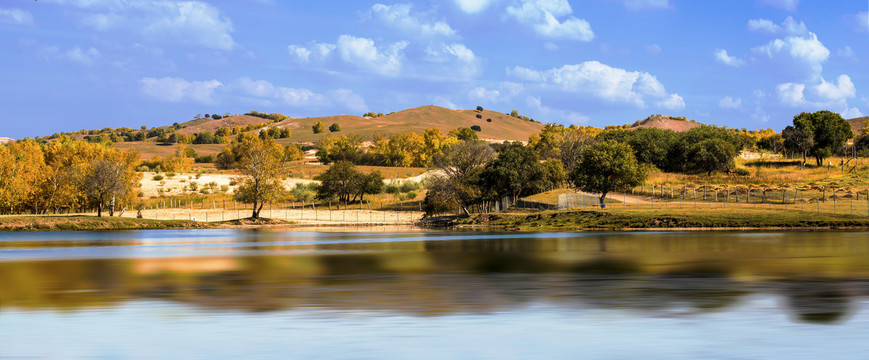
[3,230,869,359]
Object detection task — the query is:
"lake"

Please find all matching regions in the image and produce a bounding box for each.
[3,229,869,359]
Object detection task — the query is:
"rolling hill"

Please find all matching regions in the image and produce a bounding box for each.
[114,106,545,159]
[267,105,545,143]
[847,117,868,136]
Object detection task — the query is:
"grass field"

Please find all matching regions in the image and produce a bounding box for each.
[459,206,869,230]
[0,215,210,232]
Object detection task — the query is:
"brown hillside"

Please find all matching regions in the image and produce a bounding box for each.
[627,114,701,132]
[847,117,868,136]
[175,115,277,135]
[268,105,544,143]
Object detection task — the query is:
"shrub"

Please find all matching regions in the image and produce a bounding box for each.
[136,165,150,172]
[329,123,341,132]
[152,174,164,181]
[212,114,223,120]
[476,106,484,111]
[385,184,400,194]
[476,114,482,119]
[312,121,325,134]
[732,168,751,176]
[220,185,230,193]
[195,154,215,163]
[486,118,492,122]
[229,180,238,186]
[399,181,420,193]
[470,125,482,132]
[406,190,418,199]
[291,182,318,202]
[188,182,198,191]
[166,172,176,178]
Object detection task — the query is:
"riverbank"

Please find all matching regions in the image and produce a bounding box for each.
[0,216,212,232]
[454,207,869,231]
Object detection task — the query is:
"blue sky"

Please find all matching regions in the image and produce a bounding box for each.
[1,0,868,139]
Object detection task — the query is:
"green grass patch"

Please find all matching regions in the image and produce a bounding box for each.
[459,206,869,230]
[0,215,212,232]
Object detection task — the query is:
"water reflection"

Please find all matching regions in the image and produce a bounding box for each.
[2,231,869,325]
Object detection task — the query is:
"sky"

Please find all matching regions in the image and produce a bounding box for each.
[1,0,868,139]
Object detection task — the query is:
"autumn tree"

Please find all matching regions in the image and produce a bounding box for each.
[312,121,326,134]
[424,140,495,215]
[316,161,383,203]
[232,137,288,219]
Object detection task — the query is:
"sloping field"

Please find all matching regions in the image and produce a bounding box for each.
[113,142,226,159]
[847,116,868,136]
[269,105,545,143]
[174,115,275,135]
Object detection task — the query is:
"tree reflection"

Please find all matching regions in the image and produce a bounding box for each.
[781,279,854,324]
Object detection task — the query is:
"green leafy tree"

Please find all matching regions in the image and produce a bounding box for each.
[316,161,382,203]
[424,140,495,216]
[667,125,742,173]
[685,138,738,175]
[570,140,648,206]
[479,143,546,202]
[791,110,853,166]
[329,123,341,132]
[476,106,484,111]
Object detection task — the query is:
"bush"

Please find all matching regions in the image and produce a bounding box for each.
[476,114,482,119]
[152,174,164,181]
[399,181,420,193]
[220,185,230,193]
[211,114,223,120]
[476,106,484,111]
[732,168,751,176]
[406,190,418,199]
[486,118,492,122]
[470,125,482,132]
[291,182,318,202]
[329,123,341,132]
[166,172,176,178]
[229,180,237,186]
[136,165,150,172]
[195,154,215,163]
[385,184,400,194]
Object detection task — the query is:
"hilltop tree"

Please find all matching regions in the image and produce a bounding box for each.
[791,110,853,166]
[570,140,648,206]
[329,123,341,132]
[476,106,484,111]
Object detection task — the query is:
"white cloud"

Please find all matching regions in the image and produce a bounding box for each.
[657,94,685,110]
[0,8,34,25]
[814,75,855,102]
[747,16,807,35]
[758,0,798,11]
[526,96,590,124]
[752,32,829,81]
[718,96,742,109]
[842,107,864,119]
[469,86,500,102]
[235,77,324,106]
[368,3,455,37]
[645,44,662,55]
[453,0,495,13]
[141,77,222,103]
[64,47,101,66]
[330,89,368,113]
[836,46,855,59]
[776,82,806,106]
[621,0,672,10]
[714,48,745,67]
[287,43,335,64]
[336,35,407,76]
[856,11,868,32]
[508,61,682,109]
[776,75,860,117]
[747,19,780,34]
[505,0,594,41]
[51,0,235,50]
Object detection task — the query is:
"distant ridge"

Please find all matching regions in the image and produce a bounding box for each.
[626,114,701,132]
[847,116,868,136]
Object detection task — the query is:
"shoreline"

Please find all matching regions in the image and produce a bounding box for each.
[5,207,869,232]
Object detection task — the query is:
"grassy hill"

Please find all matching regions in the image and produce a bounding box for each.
[847,117,868,136]
[114,106,544,159]
[268,105,544,143]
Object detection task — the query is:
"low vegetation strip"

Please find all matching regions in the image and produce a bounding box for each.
[457,207,869,230]
[0,216,210,232]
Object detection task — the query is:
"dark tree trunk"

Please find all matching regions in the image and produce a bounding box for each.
[599,191,608,206]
